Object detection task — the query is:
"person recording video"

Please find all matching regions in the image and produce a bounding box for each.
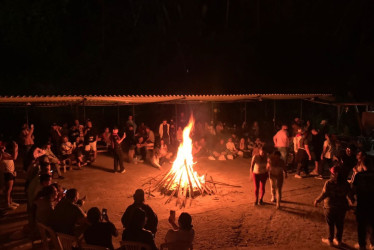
[84,207,118,250]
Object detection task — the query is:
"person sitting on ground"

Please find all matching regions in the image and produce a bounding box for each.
[267,151,287,209]
[158,139,173,165]
[238,138,251,158]
[121,207,158,250]
[49,188,87,236]
[34,185,58,225]
[164,212,195,249]
[192,140,202,158]
[84,207,118,250]
[43,142,64,178]
[314,166,354,247]
[25,146,45,190]
[210,139,227,160]
[122,189,158,237]
[226,138,239,160]
[0,140,19,210]
[60,135,75,170]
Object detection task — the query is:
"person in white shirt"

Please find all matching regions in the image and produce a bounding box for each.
[273,125,290,162]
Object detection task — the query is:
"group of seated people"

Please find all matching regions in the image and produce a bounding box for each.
[31,180,194,250]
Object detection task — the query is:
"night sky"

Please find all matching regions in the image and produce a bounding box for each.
[0,0,373,100]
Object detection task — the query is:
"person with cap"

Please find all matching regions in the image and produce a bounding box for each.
[110,126,126,173]
[165,212,195,249]
[314,165,354,247]
[121,189,158,237]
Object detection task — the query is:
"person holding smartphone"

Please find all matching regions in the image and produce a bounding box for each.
[164,211,195,249]
[84,207,118,250]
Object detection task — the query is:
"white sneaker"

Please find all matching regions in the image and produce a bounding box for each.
[322,238,333,246]
[119,169,126,174]
[208,156,216,160]
[294,174,302,179]
[315,175,323,180]
[333,238,342,247]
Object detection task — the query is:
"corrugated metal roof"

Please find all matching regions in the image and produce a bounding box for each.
[0,94,333,106]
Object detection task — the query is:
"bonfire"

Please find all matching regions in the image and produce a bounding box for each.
[152,117,214,207]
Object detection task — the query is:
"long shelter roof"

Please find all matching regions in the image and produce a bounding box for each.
[0,94,333,107]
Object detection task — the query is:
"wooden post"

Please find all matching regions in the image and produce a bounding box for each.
[300,100,303,120]
[175,104,178,128]
[337,105,341,132]
[244,102,247,123]
[25,105,29,125]
[132,105,135,121]
[117,104,120,126]
[273,100,276,130]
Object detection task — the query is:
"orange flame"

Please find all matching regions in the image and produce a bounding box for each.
[168,117,205,191]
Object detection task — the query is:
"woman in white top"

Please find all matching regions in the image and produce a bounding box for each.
[250,147,268,205]
[0,141,19,210]
[321,134,334,171]
[165,212,194,250]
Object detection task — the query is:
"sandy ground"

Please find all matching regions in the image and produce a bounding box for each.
[0,152,361,250]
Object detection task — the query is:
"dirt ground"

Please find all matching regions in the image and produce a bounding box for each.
[0,152,361,250]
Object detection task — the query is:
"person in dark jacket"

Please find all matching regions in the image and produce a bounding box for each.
[314,165,354,247]
[121,207,158,250]
[352,161,374,250]
[121,189,158,237]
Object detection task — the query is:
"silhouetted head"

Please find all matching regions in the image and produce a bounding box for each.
[178,212,193,231]
[133,189,145,203]
[87,207,101,224]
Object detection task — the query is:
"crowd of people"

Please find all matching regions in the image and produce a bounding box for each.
[1,112,374,249]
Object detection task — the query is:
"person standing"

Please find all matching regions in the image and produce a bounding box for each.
[84,120,98,162]
[250,147,268,205]
[310,128,324,178]
[20,123,34,171]
[126,115,137,134]
[294,129,312,178]
[111,127,126,174]
[352,158,374,249]
[0,140,19,210]
[267,151,287,209]
[159,119,170,145]
[273,125,290,163]
[314,166,354,247]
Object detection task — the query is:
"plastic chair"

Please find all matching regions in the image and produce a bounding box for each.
[80,243,109,250]
[36,222,63,250]
[56,232,79,250]
[120,241,151,250]
[160,241,193,250]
